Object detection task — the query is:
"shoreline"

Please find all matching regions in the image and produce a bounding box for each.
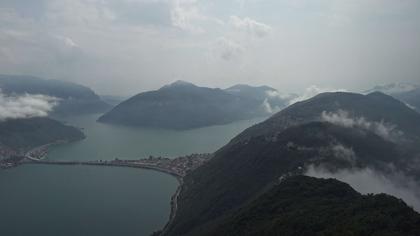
[22,159,185,236]
[160,177,183,235]
[22,159,185,235]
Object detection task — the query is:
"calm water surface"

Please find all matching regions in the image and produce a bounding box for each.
[0,114,264,236]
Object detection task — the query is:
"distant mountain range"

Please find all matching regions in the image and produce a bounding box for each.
[0,74,111,116]
[98,81,291,129]
[161,91,420,236]
[366,82,420,112]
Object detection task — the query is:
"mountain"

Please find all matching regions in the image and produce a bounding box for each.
[98,81,271,129]
[0,74,111,116]
[366,82,420,112]
[161,92,420,236]
[0,117,85,157]
[224,84,294,112]
[232,91,420,144]
[208,176,420,236]
[163,122,415,235]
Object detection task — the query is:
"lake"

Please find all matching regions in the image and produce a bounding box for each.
[0,114,264,236]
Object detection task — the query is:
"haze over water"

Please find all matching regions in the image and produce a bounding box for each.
[0,114,264,236]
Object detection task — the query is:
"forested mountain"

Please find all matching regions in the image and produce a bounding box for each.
[232,91,420,144]
[98,81,274,129]
[161,91,420,236]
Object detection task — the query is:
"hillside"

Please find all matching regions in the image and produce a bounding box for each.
[162,92,420,236]
[98,81,271,129]
[0,74,111,116]
[0,117,85,154]
[163,122,414,235]
[208,176,420,236]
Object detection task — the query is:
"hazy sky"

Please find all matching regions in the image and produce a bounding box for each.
[0,0,419,96]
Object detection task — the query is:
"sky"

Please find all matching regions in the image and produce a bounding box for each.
[0,0,419,96]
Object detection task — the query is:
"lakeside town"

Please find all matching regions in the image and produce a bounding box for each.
[0,143,51,169]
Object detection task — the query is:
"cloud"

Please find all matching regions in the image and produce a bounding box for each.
[229,15,272,38]
[289,86,346,105]
[405,103,417,111]
[305,165,420,212]
[46,0,116,26]
[170,0,210,33]
[265,90,296,100]
[331,144,356,164]
[1,0,420,95]
[214,37,244,61]
[321,110,404,142]
[0,90,59,121]
[261,98,273,113]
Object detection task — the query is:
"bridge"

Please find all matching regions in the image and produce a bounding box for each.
[22,153,212,179]
[24,159,184,178]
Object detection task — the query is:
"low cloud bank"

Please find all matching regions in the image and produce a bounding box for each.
[0,90,59,121]
[229,16,272,38]
[321,110,403,142]
[306,165,420,212]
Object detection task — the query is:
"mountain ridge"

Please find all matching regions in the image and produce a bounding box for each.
[98,81,284,129]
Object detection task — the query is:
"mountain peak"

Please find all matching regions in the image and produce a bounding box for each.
[162,80,197,89]
[226,84,275,92]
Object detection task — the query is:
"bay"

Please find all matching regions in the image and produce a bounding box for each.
[0,114,264,236]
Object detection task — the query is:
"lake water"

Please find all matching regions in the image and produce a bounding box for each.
[0,114,264,236]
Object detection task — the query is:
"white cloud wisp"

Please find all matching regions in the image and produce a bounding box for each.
[0,91,59,121]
